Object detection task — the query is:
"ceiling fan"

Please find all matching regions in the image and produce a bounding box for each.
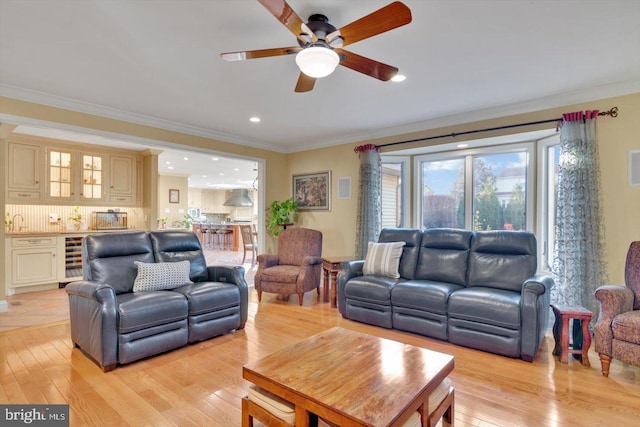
[220,0,412,92]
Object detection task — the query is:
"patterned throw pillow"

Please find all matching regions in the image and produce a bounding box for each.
[133,260,193,293]
[362,241,406,278]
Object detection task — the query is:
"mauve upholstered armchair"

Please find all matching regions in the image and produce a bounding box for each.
[594,241,640,376]
[255,228,322,305]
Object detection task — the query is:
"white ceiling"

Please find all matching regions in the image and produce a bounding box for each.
[1,0,639,158]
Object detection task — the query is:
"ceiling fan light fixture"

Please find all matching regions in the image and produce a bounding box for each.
[295,46,339,78]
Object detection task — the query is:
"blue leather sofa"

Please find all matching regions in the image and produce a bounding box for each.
[337,228,554,361]
[65,230,248,371]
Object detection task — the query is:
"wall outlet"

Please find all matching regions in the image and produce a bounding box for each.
[49,213,59,223]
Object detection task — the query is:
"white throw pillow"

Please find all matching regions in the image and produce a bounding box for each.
[362,241,405,278]
[133,260,193,293]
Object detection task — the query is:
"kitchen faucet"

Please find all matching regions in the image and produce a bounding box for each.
[11,214,24,232]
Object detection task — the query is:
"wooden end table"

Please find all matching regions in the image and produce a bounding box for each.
[551,304,593,366]
[321,256,353,308]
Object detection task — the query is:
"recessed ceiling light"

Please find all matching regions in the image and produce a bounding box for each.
[233,168,239,171]
[183,156,189,160]
[391,74,406,82]
[219,173,224,176]
[168,166,175,170]
[165,161,171,164]
[212,157,219,161]
[202,175,207,178]
[457,143,468,148]
[249,117,261,123]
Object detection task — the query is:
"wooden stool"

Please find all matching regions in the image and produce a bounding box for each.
[551,304,593,366]
[243,380,454,427]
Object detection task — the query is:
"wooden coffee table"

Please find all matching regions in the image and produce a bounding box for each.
[242,327,455,426]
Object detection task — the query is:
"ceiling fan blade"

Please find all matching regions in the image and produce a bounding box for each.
[221,46,301,61]
[258,0,317,43]
[335,49,398,81]
[295,72,316,92]
[327,1,412,48]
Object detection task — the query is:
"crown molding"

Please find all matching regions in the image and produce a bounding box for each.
[2,80,638,154]
[294,79,640,152]
[0,84,288,153]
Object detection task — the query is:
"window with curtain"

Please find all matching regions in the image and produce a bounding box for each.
[415,143,534,232]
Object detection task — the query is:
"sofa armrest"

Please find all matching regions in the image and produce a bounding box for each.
[206,265,249,327]
[302,256,321,266]
[65,280,119,370]
[593,285,634,356]
[336,260,364,315]
[520,274,554,361]
[257,254,279,268]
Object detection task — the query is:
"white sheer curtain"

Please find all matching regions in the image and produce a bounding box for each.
[552,110,608,316]
[355,144,382,259]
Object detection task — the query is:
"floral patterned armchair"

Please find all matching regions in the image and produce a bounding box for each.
[255,228,322,305]
[594,241,640,376]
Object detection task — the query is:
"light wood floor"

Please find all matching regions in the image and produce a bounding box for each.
[1,277,639,426]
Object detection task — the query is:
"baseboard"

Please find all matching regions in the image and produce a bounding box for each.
[0,300,8,313]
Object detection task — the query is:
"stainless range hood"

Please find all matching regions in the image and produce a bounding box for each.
[223,189,253,207]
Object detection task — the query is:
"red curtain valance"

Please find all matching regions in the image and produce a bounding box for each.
[354,144,380,155]
[562,110,600,122]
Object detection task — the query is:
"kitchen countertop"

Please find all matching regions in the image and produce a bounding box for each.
[5,229,146,236]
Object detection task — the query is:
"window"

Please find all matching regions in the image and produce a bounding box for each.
[381,156,410,228]
[416,144,534,232]
[538,134,561,272]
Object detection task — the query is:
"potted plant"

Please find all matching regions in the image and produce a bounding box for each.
[5,212,13,233]
[266,198,298,236]
[68,206,84,231]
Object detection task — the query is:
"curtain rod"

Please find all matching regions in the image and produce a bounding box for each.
[375,106,618,150]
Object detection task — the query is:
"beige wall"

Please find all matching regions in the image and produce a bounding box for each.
[157,174,189,227]
[1,92,639,307]
[290,92,640,284]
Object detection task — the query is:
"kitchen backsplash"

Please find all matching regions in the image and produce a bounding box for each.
[5,204,145,233]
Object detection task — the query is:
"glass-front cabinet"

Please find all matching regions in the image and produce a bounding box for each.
[81,154,103,200]
[46,149,104,202]
[48,149,73,199]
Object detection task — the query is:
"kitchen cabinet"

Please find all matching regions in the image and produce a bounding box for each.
[108,154,136,205]
[6,141,42,200]
[5,136,141,206]
[201,189,230,214]
[188,188,202,207]
[7,236,58,289]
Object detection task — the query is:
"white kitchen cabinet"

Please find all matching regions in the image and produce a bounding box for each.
[201,189,231,214]
[6,141,42,201]
[8,236,58,288]
[188,188,202,207]
[108,154,136,205]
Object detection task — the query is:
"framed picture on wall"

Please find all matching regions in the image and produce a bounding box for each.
[293,171,331,211]
[169,189,180,203]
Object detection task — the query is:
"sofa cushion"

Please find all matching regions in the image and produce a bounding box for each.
[172,281,241,315]
[258,265,301,283]
[448,287,521,329]
[83,231,155,294]
[345,276,398,304]
[363,241,406,278]
[392,280,464,314]
[415,228,473,285]
[467,231,536,292]
[378,228,423,280]
[116,291,189,334]
[133,260,193,292]
[150,230,209,282]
